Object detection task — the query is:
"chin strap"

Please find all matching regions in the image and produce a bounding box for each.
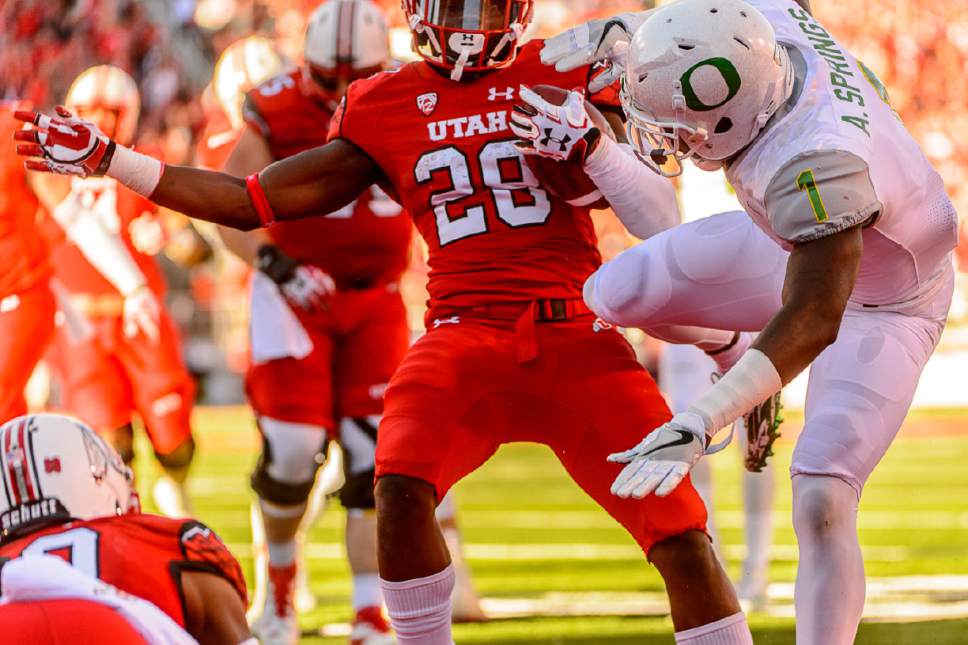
[451,47,472,81]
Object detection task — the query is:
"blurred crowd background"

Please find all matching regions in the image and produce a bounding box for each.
[3,0,966,401]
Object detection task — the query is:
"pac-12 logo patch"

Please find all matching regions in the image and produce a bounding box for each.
[417,92,438,116]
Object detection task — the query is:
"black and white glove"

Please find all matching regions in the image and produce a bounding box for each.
[510,86,603,163]
[608,411,707,499]
[256,244,335,311]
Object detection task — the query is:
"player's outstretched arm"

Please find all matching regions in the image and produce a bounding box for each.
[14,108,380,231]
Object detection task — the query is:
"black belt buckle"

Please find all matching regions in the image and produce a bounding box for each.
[539,299,568,322]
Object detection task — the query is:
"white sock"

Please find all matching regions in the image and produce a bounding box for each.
[266,540,296,567]
[381,565,455,645]
[741,462,774,587]
[706,331,753,373]
[675,612,753,644]
[793,476,865,645]
[353,573,383,611]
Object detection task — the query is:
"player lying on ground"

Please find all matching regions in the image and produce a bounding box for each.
[528,0,958,643]
[13,1,755,643]
[0,414,251,644]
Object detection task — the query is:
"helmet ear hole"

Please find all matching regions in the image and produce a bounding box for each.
[715,117,734,133]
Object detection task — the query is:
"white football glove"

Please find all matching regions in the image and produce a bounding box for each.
[510,86,602,163]
[128,213,168,256]
[14,106,116,177]
[608,411,707,499]
[122,284,161,343]
[540,13,648,93]
[281,265,337,311]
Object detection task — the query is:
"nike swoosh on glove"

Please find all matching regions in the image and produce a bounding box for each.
[539,13,647,93]
[608,411,706,499]
[14,106,115,177]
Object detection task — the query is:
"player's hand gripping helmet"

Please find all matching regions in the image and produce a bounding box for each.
[0,414,137,544]
[304,0,390,98]
[65,65,141,146]
[213,35,287,130]
[621,0,793,176]
[404,0,535,81]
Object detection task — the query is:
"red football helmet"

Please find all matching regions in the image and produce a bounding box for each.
[403,0,534,80]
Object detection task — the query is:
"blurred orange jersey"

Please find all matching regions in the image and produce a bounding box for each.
[0,514,246,628]
[43,177,167,299]
[0,103,49,299]
[196,107,241,171]
[328,41,619,310]
[245,69,412,289]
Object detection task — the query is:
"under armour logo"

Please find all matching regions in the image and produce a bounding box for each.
[540,128,572,152]
[488,86,515,101]
[44,458,61,473]
[432,316,461,328]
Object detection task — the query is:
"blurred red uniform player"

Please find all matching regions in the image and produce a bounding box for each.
[42,66,197,518]
[0,102,54,423]
[212,9,415,643]
[0,413,251,645]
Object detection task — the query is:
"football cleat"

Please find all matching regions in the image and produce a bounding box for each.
[250,563,300,645]
[743,390,783,473]
[349,606,394,645]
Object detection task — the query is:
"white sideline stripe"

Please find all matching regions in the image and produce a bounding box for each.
[225,541,910,562]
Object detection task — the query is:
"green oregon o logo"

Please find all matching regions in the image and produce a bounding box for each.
[680,57,742,112]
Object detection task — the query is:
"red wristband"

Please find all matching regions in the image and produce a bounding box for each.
[246,173,276,228]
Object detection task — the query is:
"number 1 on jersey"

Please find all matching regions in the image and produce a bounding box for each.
[796,169,829,223]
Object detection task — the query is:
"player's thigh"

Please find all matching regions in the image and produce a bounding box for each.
[334,289,409,418]
[247,310,336,430]
[121,311,195,455]
[793,310,944,494]
[0,285,55,421]
[50,320,131,431]
[378,322,506,500]
[588,210,786,331]
[548,327,708,553]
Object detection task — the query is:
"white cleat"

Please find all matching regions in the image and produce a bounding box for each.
[350,606,395,645]
[250,563,300,645]
[152,475,193,518]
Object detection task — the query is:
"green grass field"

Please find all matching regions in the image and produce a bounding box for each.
[137,406,968,643]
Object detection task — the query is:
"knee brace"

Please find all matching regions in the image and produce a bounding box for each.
[338,416,378,510]
[250,417,329,506]
[154,436,195,470]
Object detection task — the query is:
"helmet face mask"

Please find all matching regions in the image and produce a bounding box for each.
[622,0,792,177]
[0,415,137,544]
[404,0,534,80]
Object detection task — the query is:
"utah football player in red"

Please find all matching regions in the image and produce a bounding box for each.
[14,1,751,643]
[0,414,250,645]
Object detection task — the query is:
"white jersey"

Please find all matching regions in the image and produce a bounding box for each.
[726,0,957,311]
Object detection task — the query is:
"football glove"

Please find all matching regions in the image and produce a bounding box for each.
[14,106,116,177]
[257,244,335,311]
[743,390,784,472]
[510,86,602,163]
[540,13,648,93]
[608,411,707,499]
[122,285,161,343]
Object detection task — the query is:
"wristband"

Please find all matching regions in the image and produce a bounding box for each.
[687,349,783,436]
[106,144,164,197]
[246,173,276,228]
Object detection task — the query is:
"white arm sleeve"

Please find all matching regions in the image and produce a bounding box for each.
[51,192,147,296]
[584,136,680,239]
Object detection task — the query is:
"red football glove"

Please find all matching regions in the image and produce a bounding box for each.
[13,106,116,177]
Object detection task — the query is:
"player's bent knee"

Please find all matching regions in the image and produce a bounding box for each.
[792,475,858,539]
[375,475,437,523]
[338,416,379,509]
[250,417,328,506]
[155,437,195,470]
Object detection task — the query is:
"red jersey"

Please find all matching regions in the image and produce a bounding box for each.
[244,69,412,288]
[0,514,246,628]
[328,41,620,310]
[196,107,241,171]
[0,104,49,298]
[44,177,167,300]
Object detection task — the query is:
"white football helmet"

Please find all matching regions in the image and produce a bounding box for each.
[621,0,794,176]
[213,35,287,129]
[304,0,390,77]
[0,414,137,544]
[65,65,141,146]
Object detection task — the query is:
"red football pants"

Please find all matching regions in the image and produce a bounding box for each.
[0,282,55,423]
[0,599,149,644]
[378,313,707,553]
